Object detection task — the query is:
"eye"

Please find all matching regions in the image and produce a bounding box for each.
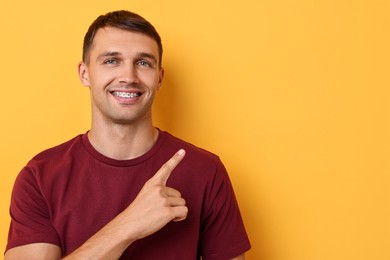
[137,60,151,67]
[103,59,118,65]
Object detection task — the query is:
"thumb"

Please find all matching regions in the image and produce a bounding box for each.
[150,149,186,185]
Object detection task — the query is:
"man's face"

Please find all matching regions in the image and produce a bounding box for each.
[79,26,164,125]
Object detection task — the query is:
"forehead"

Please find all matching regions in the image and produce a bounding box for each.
[90,26,159,59]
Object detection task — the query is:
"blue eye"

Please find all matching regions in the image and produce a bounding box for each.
[104,59,118,64]
[137,60,151,67]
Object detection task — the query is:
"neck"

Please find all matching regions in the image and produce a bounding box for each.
[88,122,158,160]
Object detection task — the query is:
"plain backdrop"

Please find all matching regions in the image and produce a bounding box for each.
[0,1,389,259]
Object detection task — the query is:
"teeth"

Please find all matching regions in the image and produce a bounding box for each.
[113,92,140,98]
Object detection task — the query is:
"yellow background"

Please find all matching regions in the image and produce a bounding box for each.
[0,0,389,259]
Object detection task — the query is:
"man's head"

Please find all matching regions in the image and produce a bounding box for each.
[78,11,165,126]
[83,10,163,67]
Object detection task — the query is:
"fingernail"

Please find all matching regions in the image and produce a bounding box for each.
[177,149,185,155]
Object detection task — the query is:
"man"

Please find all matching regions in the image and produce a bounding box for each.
[5,10,250,259]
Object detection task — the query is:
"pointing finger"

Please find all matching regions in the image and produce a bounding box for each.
[150,149,186,185]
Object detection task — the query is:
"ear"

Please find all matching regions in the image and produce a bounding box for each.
[78,62,90,87]
[157,67,165,90]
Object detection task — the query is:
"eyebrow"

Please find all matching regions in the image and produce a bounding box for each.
[137,52,158,63]
[96,51,121,61]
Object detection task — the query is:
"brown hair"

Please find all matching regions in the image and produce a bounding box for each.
[82,10,163,66]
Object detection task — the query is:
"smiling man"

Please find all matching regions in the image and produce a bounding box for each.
[5,10,250,259]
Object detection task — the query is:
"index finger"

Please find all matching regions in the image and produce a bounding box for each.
[150,149,186,185]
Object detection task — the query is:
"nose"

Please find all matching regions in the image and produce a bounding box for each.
[118,62,140,85]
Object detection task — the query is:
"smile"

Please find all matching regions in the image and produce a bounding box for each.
[112,91,141,99]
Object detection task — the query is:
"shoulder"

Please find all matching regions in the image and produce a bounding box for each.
[30,134,85,162]
[19,134,86,181]
[159,130,221,165]
[158,131,227,182]
[12,134,88,201]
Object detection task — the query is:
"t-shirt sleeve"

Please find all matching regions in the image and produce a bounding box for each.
[6,165,61,252]
[199,159,251,259]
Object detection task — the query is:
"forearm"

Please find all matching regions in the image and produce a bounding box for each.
[230,254,245,260]
[63,211,138,260]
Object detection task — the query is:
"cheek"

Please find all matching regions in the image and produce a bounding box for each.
[140,71,162,88]
[89,70,116,88]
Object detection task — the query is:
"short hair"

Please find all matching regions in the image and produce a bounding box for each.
[82,10,163,67]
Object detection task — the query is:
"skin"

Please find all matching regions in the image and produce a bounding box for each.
[5,27,245,260]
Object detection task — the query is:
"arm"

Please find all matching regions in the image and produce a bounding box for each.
[231,254,245,260]
[5,243,61,260]
[6,150,187,260]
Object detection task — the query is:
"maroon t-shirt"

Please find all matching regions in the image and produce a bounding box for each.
[7,130,250,259]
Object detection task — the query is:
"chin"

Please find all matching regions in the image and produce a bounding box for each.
[110,117,141,125]
[110,112,152,125]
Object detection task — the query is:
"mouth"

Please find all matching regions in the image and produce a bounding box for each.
[111,91,142,99]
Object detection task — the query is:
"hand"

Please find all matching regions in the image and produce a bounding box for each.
[121,149,188,240]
